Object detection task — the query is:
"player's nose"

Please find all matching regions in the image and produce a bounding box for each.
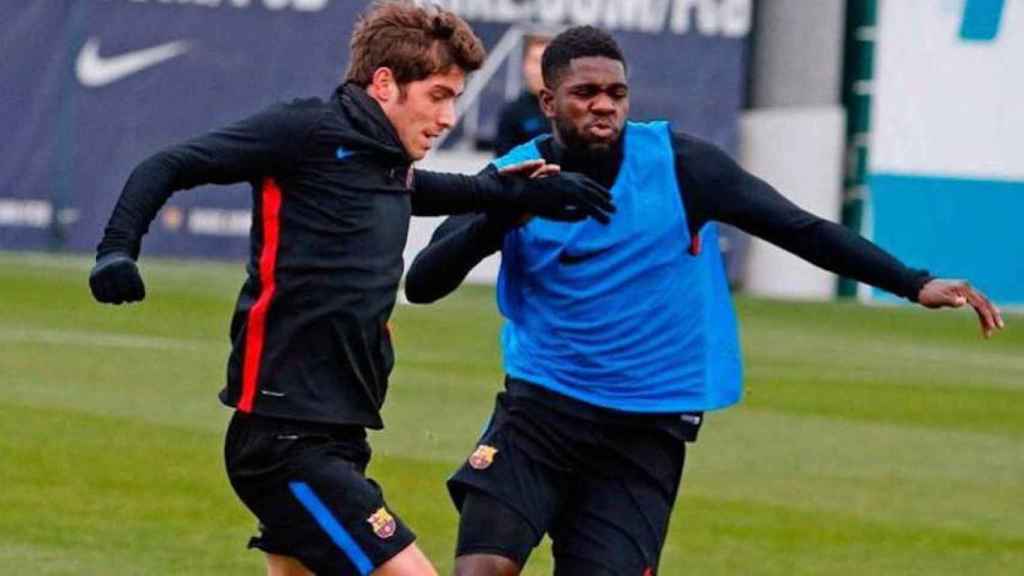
[438,101,456,130]
[590,94,615,114]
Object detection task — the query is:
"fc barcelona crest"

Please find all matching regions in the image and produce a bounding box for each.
[366,507,396,539]
[468,444,498,470]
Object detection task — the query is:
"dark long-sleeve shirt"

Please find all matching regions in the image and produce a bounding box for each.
[96,83,564,429]
[494,92,550,156]
[405,132,932,304]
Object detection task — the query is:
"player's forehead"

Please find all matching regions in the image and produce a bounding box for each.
[560,56,627,90]
[408,66,467,96]
[525,41,548,60]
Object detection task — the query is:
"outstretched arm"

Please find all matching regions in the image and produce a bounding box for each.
[675,133,1004,337]
[405,161,554,303]
[404,213,507,304]
[90,103,319,304]
[411,162,613,223]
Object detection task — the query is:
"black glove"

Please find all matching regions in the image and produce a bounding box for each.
[497,171,616,224]
[89,252,146,304]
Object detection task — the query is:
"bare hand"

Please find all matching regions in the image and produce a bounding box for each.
[497,159,561,179]
[917,279,1004,338]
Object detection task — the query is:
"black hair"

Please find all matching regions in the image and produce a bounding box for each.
[541,26,626,89]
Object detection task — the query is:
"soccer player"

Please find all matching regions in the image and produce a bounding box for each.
[404,26,1004,576]
[87,4,615,576]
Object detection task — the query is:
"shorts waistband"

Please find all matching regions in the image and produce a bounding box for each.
[504,376,704,430]
[232,410,367,441]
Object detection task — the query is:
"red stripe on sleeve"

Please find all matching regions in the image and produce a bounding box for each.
[688,233,702,256]
[238,177,283,412]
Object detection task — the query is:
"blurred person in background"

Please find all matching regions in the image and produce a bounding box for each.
[494,31,552,156]
[405,25,1004,576]
[86,3,614,575]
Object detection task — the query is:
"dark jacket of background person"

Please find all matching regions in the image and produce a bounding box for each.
[494,92,550,156]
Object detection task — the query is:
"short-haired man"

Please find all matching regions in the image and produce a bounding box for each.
[405,26,1003,576]
[494,32,552,156]
[88,4,613,575]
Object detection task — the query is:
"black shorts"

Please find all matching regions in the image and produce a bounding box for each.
[448,378,702,574]
[224,411,415,575]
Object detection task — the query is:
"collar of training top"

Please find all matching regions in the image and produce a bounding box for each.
[334,82,410,163]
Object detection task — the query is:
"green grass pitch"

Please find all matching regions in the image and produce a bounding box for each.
[1,251,1021,574]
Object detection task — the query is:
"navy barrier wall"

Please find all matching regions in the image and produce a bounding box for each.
[1,0,750,262]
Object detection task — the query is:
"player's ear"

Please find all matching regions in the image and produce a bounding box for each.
[539,87,556,118]
[369,67,398,103]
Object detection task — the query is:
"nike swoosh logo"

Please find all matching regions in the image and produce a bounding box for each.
[336,147,361,160]
[76,37,191,88]
[558,246,614,265]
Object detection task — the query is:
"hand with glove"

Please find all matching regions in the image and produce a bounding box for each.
[89,252,146,304]
[410,164,616,223]
[487,160,560,229]
[494,166,615,224]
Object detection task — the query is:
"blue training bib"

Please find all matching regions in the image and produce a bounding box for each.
[494,122,743,412]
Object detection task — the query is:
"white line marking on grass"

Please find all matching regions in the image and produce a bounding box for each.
[0,326,219,352]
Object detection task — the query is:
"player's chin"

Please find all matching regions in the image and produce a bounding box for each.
[409,142,431,160]
[581,130,619,151]
[585,138,617,154]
